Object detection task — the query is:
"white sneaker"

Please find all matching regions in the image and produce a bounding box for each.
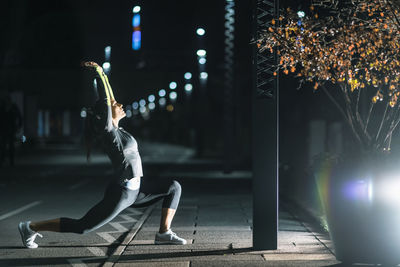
[18,221,42,249]
[155,229,187,245]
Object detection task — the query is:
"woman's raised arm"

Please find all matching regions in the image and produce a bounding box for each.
[82,61,115,131]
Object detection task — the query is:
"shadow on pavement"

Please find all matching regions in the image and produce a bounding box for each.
[111,247,254,261]
[0,256,107,266]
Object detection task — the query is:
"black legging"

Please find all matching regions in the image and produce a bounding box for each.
[59,178,181,234]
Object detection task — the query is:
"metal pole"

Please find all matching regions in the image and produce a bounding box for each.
[223,0,235,173]
[252,0,279,250]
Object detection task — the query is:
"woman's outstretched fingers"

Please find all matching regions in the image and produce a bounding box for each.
[82,61,100,68]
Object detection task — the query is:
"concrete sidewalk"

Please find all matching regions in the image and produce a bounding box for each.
[105,179,339,267]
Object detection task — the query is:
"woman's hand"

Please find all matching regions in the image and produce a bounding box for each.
[82,61,103,72]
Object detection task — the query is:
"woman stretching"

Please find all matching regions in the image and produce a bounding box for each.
[18,61,186,248]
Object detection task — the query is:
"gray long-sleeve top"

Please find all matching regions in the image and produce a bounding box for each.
[94,69,143,184]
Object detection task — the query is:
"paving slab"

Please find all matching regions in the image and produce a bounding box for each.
[115,261,190,267]
[190,261,270,267]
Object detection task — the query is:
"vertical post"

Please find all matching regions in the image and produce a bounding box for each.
[223,0,235,173]
[252,0,279,250]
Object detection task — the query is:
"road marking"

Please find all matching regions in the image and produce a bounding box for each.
[103,205,155,267]
[96,212,142,243]
[68,260,87,267]
[68,179,90,190]
[87,247,106,256]
[0,201,42,221]
[67,256,107,267]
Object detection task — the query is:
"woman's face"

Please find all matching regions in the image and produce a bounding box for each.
[111,100,126,120]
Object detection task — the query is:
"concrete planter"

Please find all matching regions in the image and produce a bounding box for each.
[315,156,400,264]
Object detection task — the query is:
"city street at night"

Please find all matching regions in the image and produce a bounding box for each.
[4,0,400,265]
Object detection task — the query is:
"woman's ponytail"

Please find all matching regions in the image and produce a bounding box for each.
[84,108,99,162]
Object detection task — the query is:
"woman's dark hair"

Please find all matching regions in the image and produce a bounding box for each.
[84,101,107,161]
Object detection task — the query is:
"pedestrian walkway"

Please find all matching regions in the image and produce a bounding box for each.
[103,178,339,267]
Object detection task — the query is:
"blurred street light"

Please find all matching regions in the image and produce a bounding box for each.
[169,91,177,100]
[184,72,192,80]
[133,6,141,13]
[197,49,207,57]
[159,89,166,97]
[200,72,208,79]
[105,46,111,61]
[199,58,206,64]
[80,108,87,118]
[185,84,193,92]
[159,97,167,107]
[169,82,177,90]
[102,62,111,74]
[196,28,205,36]
[148,94,155,102]
[297,10,305,18]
